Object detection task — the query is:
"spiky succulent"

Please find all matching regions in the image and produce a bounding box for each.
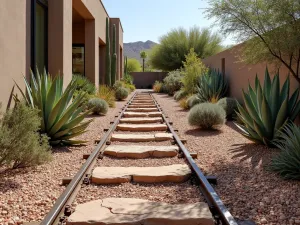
[16,69,92,145]
[235,68,300,146]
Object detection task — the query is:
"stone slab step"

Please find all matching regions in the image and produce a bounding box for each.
[131,100,154,104]
[120,117,162,124]
[111,133,173,142]
[104,145,178,158]
[92,164,191,184]
[126,108,158,112]
[128,105,156,108]
[67,198,214,225]
[123,112,162,118]
[117,124,167,132]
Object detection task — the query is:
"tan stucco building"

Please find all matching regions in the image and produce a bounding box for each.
[0,0,124,107]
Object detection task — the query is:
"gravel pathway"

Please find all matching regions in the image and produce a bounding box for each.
[153,93,300,225]
[0,93,134,225]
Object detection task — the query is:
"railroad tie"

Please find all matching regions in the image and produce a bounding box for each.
[110,133,173,142]
[119,117,163,124]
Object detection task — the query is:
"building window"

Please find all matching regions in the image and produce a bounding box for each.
[31,0,48,73]
[72,45,85,76]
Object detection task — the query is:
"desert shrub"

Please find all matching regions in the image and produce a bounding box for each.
[113,80,123,90]
[73,74,96,95]
[124,83,135,92]
[122,73,134,85]
[115,87,129,100]
[187,95,202,108]
[160,83,168,93]
[0,102,51,168]
[97,85,116,108]
[179,97,190,110]
[235,68,300,146]
[188,103,226,129]
[217,97,237,118]
[181,48,209,95]
[270,123,300,180]
[163,70,183,95]
[174,90,187,101]
[153,81,163,93]
[87,98,108,115]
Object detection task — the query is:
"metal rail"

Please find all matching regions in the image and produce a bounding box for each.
[40,92,137,225]
[150,93,237,225]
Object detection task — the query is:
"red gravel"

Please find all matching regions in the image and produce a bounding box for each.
[153,93,300,225]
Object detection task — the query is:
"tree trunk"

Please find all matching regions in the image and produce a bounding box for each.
[143,59,145,72]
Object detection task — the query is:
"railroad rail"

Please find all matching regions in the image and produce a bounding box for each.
[40,91,237,225]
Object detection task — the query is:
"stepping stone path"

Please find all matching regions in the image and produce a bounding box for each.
[71,92,213,224]
[67,198,214,225]
[92,164,191,184]
[104,145,179,158]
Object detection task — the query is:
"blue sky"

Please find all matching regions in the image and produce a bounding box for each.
[102,0,235,46]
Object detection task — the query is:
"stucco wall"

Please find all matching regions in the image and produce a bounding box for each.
[132,72,168,89]
[202,44,299,102]
[0,0,31,107]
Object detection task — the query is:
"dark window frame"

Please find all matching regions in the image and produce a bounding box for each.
[72,44,85,77]
[31,0,48,73]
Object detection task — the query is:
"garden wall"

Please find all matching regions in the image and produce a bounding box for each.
[131,72,168,89]
[202,43,299,102]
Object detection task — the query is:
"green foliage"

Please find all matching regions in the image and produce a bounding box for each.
[206,0,300,83]
[127,58,142,73]
[217,97,238,118]
[111,24,117,85]
[235,68,300,146]
[174,90,187,101]
[149,26,223,71]
[115,87,129,100]
[160,83,168,93]
[105,18,111,86]
[197,69,228,103]
[188,103,226,129]
[269,123,300,180]
[16,69,92,146]
[124,56,128,75]
[187,95,201,108]
[140,51,147,72]
[163,70,183,95]
[153,81,163,93]
[87,98,108,115]
[97,85,116,108]
[181,48,209,94]
[0,102,51,168]
[72,74,96,95]
[122,73,134,85]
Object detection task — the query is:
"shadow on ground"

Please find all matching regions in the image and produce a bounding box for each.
[185,128,223,137]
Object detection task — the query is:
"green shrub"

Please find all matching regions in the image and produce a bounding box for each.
[270,123,300,180]
[0,102,51,168]
[160,83,168,93]
[187,95,202,108]
[16,69,92,146]
[163,70,183,95]
[235,68,300,146]
[73,74,96,95]
[174,90,188,101]
[115,87,129,100]
[113,80,123,90]
[153,81,163,93]
[97,85,116,108]
[217,97,237,118]
[122,73,134,85]
[197,69,228,103]
[87,98,108,115]
[188,103,226,129]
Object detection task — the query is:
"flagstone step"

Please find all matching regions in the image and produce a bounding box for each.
[117,124,167,132]
[120,117,162,124]
[131,100,154,103]
[67,198,214,225]
[104,145,178,158]
[128,104,156,108]
[92,164,191,184]
[111,133,173,142]
[123,112,162,118]
[126,108,158,112]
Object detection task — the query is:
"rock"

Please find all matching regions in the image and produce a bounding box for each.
[117,124,167,132]
[260,217,268,224]
[295,219,300,224]
[119,117,162,124]
[92,164,191,184]
[104,145,178,158]
[67,198,214,225]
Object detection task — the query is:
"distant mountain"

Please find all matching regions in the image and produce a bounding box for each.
[124,40,157,62]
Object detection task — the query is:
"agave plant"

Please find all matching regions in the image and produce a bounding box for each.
[269,123,300,180]
[235,68,300,146]
[196,69,228,103]
[16,69,92,145]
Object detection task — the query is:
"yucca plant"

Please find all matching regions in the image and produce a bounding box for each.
[269,123,300,180]
[16,69,92,145]
[235,68,300,146]
[196,69,228,103]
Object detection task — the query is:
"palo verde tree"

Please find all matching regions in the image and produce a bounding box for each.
[127,58,142,73]
[206,0,300,83]
[140,51,147,72]
[148,26,223,71]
